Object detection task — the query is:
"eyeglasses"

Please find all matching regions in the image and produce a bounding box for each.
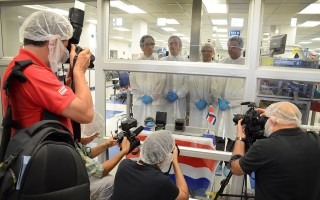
[169,42,179,46]
[144,43,155,47]
[228,45,242,49]
[201,50,213,53]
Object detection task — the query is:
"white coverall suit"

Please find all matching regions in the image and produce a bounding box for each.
[187,75,213,128]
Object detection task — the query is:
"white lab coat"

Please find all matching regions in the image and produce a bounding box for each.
[187,75,213,128]
[130,56,166,125]
[220,57,245,65]
[162,55,189,61]
[162,74,188,125]
[211,77,244,139]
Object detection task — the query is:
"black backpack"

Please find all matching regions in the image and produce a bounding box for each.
[0,60,90,200]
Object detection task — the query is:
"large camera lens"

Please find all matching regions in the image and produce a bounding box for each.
[233,114,244,125]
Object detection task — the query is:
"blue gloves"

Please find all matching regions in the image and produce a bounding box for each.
[141,95,153,104]
[218,98,230,111]
[195,99,207,110]
[166,92,178,103]
[146,121,155,127]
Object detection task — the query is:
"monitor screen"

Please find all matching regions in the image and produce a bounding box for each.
[269,34,287,56]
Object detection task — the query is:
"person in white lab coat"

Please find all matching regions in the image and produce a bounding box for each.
[161,36,188,125]
[212,36,245,141]
[130,35,166,126]
[188,43,216,128]
[220,36,245,65]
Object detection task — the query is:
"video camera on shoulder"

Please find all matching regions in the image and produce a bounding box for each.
[115,117,143,154]
[233,102,268,145]
[67,7,95,68]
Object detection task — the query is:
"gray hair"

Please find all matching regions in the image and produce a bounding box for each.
[228,36,244,48]
[139,35,154,49]
[201,43,215,52]
[168,35,182,48]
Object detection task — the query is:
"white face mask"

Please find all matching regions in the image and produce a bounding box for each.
[264,119,274,137]
[48,36,69,73]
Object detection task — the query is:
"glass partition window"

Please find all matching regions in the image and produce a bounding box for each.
[105,70,245,139]
[0,2,97,57]
[257,78,320,125]
[260,1,320,69]
[108,0,250,64]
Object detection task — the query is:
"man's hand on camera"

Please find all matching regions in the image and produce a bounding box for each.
[120,137,131,154]
[256,108,266,117]
[69,44,91,72]
[173,145,179,163]
[237,119,246,138]
[105,136,118,148]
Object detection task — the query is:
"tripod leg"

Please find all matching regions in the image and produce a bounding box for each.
[213,171,233,200]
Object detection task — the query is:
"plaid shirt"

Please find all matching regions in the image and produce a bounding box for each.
[76,143,104,178]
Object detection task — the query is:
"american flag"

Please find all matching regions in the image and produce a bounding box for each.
[206,105,216,125]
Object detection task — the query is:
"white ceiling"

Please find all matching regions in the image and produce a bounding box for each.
[3,0,320,51]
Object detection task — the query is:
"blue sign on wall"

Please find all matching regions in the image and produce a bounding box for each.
[229,30,240,37]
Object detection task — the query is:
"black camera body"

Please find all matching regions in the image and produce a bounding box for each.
[68,7,95,68]
[233,102,268,145]
[116,118,142,154]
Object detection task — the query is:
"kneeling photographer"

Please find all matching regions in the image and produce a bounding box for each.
[230,102,320,200]
[78,111,131,200]
[111,130,189,200]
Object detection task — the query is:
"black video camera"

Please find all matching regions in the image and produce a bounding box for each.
[68,7,95,68]
[233,102,268,145]
[116,118,142,154]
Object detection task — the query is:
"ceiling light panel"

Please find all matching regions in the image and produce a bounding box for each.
[211,19,228,25]
[299,3,320,14]
[299,21,320,27]
[231,18,243,27]
[161,27,177,32]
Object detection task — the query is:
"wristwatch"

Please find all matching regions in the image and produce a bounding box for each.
[235,136,246,143]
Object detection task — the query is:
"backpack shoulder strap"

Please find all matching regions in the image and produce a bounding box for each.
[3,60,33,97]
[0,60,33,162]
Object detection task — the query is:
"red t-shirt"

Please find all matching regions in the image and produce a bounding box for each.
[1,49,76,136]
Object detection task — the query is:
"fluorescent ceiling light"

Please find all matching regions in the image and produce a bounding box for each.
[212,26,218,31]
[311,37,320,41]
[110,1,145,14]
[217,28,228,33]
[166,19,179,24]
[262,38,269,41]
[203,0,227,13]
[212,34,217,37]
[112,36,124,39]
[113,18,123,26]
[299,21,320,27]
[22,5,68,16]
[181,37,190,41]
[299,41,312,44]
[87,20,97,24]
[161,27,177,32]
[175,33,185,37]
[157,18,166,26]
[219,38,228,41]
[23,5,50,10]
[217,34,228,37]
[291,18,297,27]
[113,27,130,31]
[263,32,269,36]
[231,18,243,27]
[211,19,228,25]
[299,3,320,14]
